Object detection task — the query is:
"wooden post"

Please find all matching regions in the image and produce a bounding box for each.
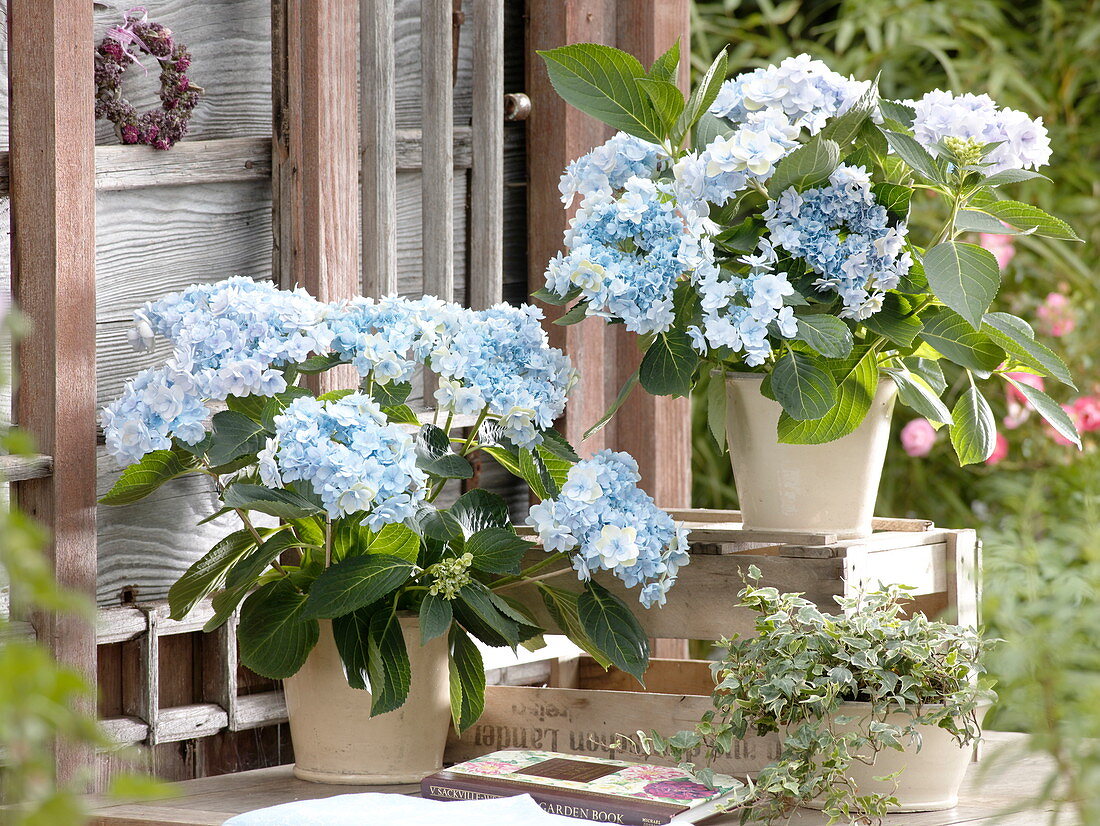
[469,0,505,309]
[526,0,617,456]
[8,0,99,786]
[615,0,692,508]
[422,0,456,303]
[273,0,361,391]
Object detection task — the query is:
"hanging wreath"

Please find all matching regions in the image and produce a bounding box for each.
[94,7,202,150]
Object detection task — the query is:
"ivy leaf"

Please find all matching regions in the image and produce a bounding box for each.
[1002,375,1081,449]
[770,350,838,421]
[448,626,486,734]
[949,385,997,465]
[537,44,665,143]
[639,330,699,397]
[367,606,412,715]
[301,555,415,619]
[792,314,853,359]
[100,447,200,506]
[167,529,256,620]
[767,137,841,197]
[920,308,1005,375]
[238,579,319,680]
[577,581,649,683]
[922,241,1001,330]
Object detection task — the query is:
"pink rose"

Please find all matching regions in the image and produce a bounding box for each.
[1004,371,1045,407]
[900,418,937,457]
[1072,396,1100,432]
[978,231,1016,269]
[985,433,1009,465]
[1036,292,1076,338]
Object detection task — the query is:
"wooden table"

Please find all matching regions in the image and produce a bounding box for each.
[86,732,1071,825]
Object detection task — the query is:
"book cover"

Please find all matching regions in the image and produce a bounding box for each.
[421,749,738,826]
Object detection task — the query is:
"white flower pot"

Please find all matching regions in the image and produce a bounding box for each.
[724,374,897,538]
[283,615,450,784]
[794,702,982,812]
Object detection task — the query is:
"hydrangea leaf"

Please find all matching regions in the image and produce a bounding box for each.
[883,367,953,427]
[766,137,841,197]
[167,529,256,620]
[979,168,1050,187]
[466,528,532,575]
[636,77,684,131]
[1003,375,1081,449]
[538,428,581,463]
[331,606,374,691]
[369,380,412,408]
[301,554,415,620]
[707,371,727,450]
[99,447,200,506]
[777,347,879,445]
[883,130,943,183]
[453,582,520,648]
[448,626,486,733]
[639,330,698,397]
[419,593,453,645]
[920,308,1005,375]
[820,79,878,147]
[363,605,412,716]
[647,39,680,83]
[414,424,474,479]
[862,293,923,348]
[792,314,854,359]
[949,385,997,465]
[674,48,728,144]
[577,581,650,683]
[771,350,838,421]
[584,370,640,439]
[221,483,322,519]
[205,410,268,467]
[983,312,1074,387]
[450,489,512,537]
[923,241,1001,330]
[238,578,319,680]
[978,199,1081,241]
[538,584,613,671]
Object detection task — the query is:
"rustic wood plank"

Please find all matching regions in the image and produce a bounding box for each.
[0,453,52,481]
[155,704,231,744]
[140,607,161,744]
[8,0,99,786]
[946,530,980,628]
[422,0,456,305]
[361,0,399,297]
[469,0,504,308]
[844,543,950,597]
[232,691,289,731]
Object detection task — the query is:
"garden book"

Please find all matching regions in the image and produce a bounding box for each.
[421,749,739,826]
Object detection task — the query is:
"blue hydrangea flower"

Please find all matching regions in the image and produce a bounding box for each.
[430,303,577,449]
[909,90,1051,173]
[689,239,798,366]
[526,450,690,608]
[558,132,666,208]
[763,165,912,320]
[544,177,714,334]
[101,366,211,465]
[258,394,426,530]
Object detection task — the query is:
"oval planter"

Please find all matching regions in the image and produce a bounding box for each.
[283,615,450,784]
[791,701,982,812]
[724,373,897,538]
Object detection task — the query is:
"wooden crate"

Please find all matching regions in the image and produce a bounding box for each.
[447,509,980,775]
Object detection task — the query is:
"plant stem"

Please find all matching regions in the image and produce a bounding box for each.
[324,518,332,569]
[493,567,574,593]
[491,551,568,589]
[460,406,491,455]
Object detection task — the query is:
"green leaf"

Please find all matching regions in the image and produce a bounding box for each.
[979,199,1081,241]
[238,579,319,679]
[225,394,269,423]
[777,348,879,445]
[537,44,665,142]
[448,627,486,733]
[871,182,912,219]
[221,484,323,519]
[767,137,841,197]
[861,293,923,348]
[331,606,375,690]
[949,385,997,465]
[381,403,421,426]
[706,371,727,450]
[364,607,411,715]
[636,77,684,130]
[584,370,640,439]
[479,444,524,478]
[538,584,612,670]
[770,350,838,421]
[983,312,1073,387]
[261,387,315,430]
[302,555,415,619]
[295,353,347,374]
[884,367,952,426]
[647,39,679,83]
[100,448,200,506]
[168,529,256,620]
[519,447,558,500]
[877,100,915,127]
[366,522,421,563]
[639,330,698,397]
[552,300,591,326]
[883,130,942,183]
[904,356,947,394]
[820,80,878,146]
[370,381,412,408]
[530,285,581,306]
[466,528,532,575]
[539,428,580,462]
[922,241,1001,330]
[792,314,854,359]
[419,593,453,645]
[205,411,268,468]
[954,209,1028,235]
[693,111,733,151]
[450,489,511,537]
[920,308,1005,375]
[537,444,571,493]
[453,582,519,648]
[1002,375,1081,449]
[979,168,1050,187]
[577,581,649,683]
[674,48,728,143]
[226,529,299,589]
[415,424,474,479]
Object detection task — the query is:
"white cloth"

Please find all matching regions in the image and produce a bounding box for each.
[222,791,580,825]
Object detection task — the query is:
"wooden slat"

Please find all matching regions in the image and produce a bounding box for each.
[0,452,53,481]
[99,716,149,748]
[140,607,161,744]
[155,704,231,744]
[8,0,99,786]
[421,0,455,304]
[469,0,504,308]
[93,139,272,191]
[361,0,399,296]
[232,691,289,731]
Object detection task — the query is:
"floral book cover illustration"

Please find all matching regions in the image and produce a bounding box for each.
[421,749,739,825]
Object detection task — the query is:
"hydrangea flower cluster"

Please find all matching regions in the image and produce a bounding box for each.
[527,451,690,608]
[327,294,462,385]
[763,165,912,319]
[257,394,426,530]
[688,240,799,366]
[101,366,210,464]
[431,303,577,449]
[544,177,713,334]
[909,90,1051,174]
[558,132,666,208]
[710,54,870,136]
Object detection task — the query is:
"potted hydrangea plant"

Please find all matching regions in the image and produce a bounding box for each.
[639,571,993,820]
[100,277,689,784]
[536,42,1081,537]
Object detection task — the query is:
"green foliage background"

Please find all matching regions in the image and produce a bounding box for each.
[690,0,1100,529]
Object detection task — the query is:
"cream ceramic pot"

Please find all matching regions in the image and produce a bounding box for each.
[725,374,897,538]
[283,615,450,784]
[793,701,983,812]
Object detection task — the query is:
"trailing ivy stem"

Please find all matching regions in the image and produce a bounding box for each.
[492,566,574,593]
